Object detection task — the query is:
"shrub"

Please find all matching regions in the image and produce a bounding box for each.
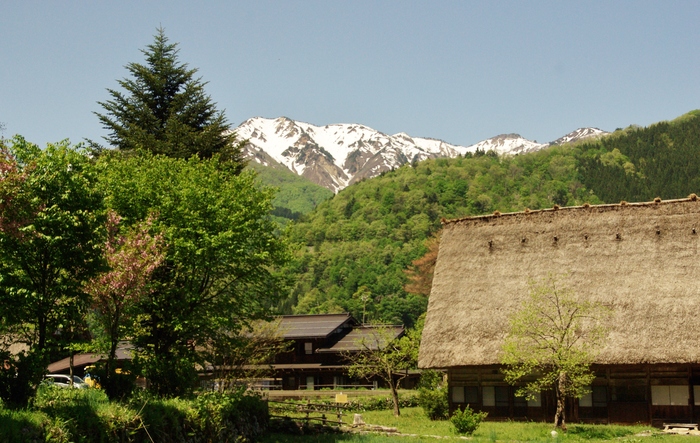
[191,390,269,442]
[132,389,269,443]
[33,384,140,442]
[451,405,487,435]
[417,369,448,420]
[417,369,444,390]
[418,386,448,420]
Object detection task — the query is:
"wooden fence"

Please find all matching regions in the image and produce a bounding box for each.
[268,399,349,427]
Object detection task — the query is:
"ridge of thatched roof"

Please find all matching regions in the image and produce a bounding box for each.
[419,196,700,370]
[442,194,699,226]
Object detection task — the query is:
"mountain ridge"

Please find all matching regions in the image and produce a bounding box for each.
[234,116,608,192]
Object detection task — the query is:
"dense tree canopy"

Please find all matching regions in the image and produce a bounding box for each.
[577,110,700,202]
[96,152,288,396]
[0,137,105,404]
[0,137,105,354]
[96,28,245,169]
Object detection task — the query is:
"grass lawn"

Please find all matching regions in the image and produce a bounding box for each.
[263,406,699,443]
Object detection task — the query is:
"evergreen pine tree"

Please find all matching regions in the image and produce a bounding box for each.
[96,28,245,169]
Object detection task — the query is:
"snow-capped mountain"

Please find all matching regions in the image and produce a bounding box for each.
[466,133,547,155]
[234,117,608,192]
[549,127,608,145]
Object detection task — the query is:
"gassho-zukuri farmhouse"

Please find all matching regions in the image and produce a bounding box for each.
[418,196,700,425]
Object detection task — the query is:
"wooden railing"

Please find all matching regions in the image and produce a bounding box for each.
[268,399,349,426]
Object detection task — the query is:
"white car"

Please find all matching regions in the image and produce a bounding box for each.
[43,374,88,389]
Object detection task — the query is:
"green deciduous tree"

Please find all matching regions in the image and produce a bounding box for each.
[97,152,288,396]
[344,320,422,417]
[96,28,245,168]
[0,137,105,403]
[0,137,105,352]
[500,274,610,431]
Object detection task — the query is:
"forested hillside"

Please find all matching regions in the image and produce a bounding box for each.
[280,147,602,326]
[248,161,334,227]
[278,110,700,326]
[578,110,700,202]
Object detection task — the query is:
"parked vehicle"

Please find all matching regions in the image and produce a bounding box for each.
[43,374,88,388]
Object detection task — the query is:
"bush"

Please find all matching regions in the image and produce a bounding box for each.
[33,384,140,442]
[418,386,449,420]
[417,369,444,390]
[191,390,269,442]
[131,389,269,443]
[294,393,419,412]
[417,369,448,420]
[450,405,487,435]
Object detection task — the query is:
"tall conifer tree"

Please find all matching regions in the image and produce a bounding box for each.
[96,28,244,170]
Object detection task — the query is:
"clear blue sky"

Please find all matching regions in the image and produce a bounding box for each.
[1,1,698,148]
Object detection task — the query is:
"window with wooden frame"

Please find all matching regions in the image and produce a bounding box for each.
[580,386,608,407]
[651,385,688,406]
[451,386,478,404]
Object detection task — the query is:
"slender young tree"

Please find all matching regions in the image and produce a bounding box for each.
[84,210,164,389]
[501,274,610,431]
[344,325,419,417]
[96,28,245,169]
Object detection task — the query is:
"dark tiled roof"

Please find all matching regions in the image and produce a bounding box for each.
[47,343,134,373]
[277,313,357,339]
[316,325,405,353]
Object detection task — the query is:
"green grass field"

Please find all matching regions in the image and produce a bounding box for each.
[263,406,695,443]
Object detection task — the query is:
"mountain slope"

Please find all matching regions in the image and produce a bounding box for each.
[279,145,601,326]
[235,117,608,192]
[577,110,700,202]
[273,110,700,327]
[247,159,333,227]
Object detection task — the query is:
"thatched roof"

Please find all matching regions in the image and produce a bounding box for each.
[418,196,700,369]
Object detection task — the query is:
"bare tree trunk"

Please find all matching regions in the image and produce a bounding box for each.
[69,352,74,387]
[554,371,567,431]
[389,375,401,416]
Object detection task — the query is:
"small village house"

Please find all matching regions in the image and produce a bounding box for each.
[419,197,700,425]
[263,313,406,390]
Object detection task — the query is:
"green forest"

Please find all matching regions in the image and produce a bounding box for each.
[271,110,700,327]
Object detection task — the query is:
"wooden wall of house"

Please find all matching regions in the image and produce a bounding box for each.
[447,364,700,426]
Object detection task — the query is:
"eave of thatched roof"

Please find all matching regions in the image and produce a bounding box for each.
[418,196,700,369]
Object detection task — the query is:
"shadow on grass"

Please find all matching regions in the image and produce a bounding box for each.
[0,409,46,442]
[567,424,636,440]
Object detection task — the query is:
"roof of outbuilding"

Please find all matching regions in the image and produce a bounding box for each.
[316,325,405,353]
[277,313,357,339]
[48,342,134,373]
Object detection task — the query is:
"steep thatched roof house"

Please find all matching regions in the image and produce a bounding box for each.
[419,197,700,425]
